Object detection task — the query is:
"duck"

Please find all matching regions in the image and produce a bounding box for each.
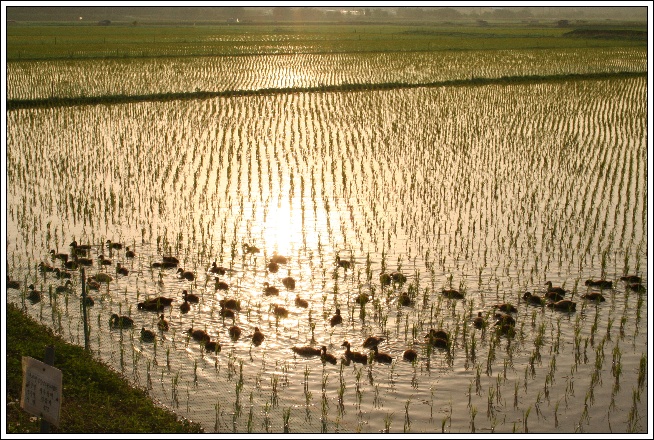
[267,261,280,273]
[544,291,566,302]
[272,304,289,318]
[125,247,135,258]
[152,261,178,269]
[220,308,237,320]
[157,314,169,331]
[7,276,20,290]
[494,312,516,327]
[109,313,134,329]
[74,256,93,266]
[204,339,221,353]
[55,268,73,279]
[179,300,191,314]
[177,268,195,281]
[341,341,368,364]
[38,261,56,273]
[291,345,322,357]
[371,346,393,364]
[626,282,646,293]
[380,273,392,286]
[403,348,418,362]
[362,336,385,349]
[143,296,174,307]
[219,298,241,311]
[106,240,123,250]
[282,276,296,290]
[620,275,641,283]
[182,289,199,303]
[140,327,156,342]
[162,256,180,266]
[320,346,338,365]
[581,292,606,302]
[55,280,73,293]
[473,311,485,329]
[63,260,78,271]
[91,272,113,283]
[493,303,518,314]
[97,255,112,266]
[50,249,69,263]
[229,325,242,340]
[295,295,309,308]
[27,284,43,303]
[584,279,613,289]
[263,282,279,296]
[330,308,343,326]
[545,281,567,296]
[252,327,265,346]
[86,280,101,291]
[116,263,129,276]
[391,271,407,284]
[243,243,260,255]
[187,328,210,343]
[270,252,288,265]
[336,255,351,271]
[398,293,413,307]
[546,299,576,312]
[139,301,165,312]
[70,240,92,252]
[424,329,449,348]
[523,291,545,306]
[355,293,370,305]
[82,294,95,307]
[442,289,464,299]
[209,261,227,275]
[214,278,229,291]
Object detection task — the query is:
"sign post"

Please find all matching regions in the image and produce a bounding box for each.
[21,347,62,430]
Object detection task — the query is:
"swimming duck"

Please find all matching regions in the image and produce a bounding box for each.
[282,276,296,290]
[162,256,179,265]
[263,282,280,296]
[320,346,338,365]
[7,276,20,290]
[341,341,368,364]
[142,296,174,307]
[403,348,418,362]
[179,300,191,314]
[584,279,613,289]
[295,295,309,308]
[391,271,407,284]
[355,293,370,305]
[63,260,79,271]
[97,255,112,266]
[523,291,545,306]
[494,312,516,327]
[493,303,518,314]
[219,298,241,311]
[82,294,95,307]
[91,272,113,283]
[330,308,343,326]
[74,256,93,266]
[27,284,43,303]
[546,299,577,312]
[204,340,221,353]
[215,278,229,291]
[140,327,156,342]
[152,261,178,269]
[70,240,92,252]
[545,281,567,296]
[38,261,56,273]
[544,291,566,302]
[620,275,641,283]
[442,289,464,299]
[398,293,413,307]
[362,336,385,349]
[86,280,101,291]
[243,243,260,255]
[55,268,73,279]
[220,308,237,320]
[116,263,129,276]
[272,304,289,318]
[106,240,123,250]
[157,314,169,331]
[291,346,322,357]
[125,247,135,258]
[626,282,646,293]
[424,330,449,349]
[55,280,73,293]
[267,261,280,273]
[229,325,242,340]
[473,311,485,329]
[336,255,351,271]
[109,313,134,329]
[50,249,69,263]
[270,252,288,265]
[182,289,199,303]
[581,292,606,302]
[252,327,265,346]
[371,346,393,364]
[380,273,392,286]
[177,268,195,281]
[210,261,227,275]
[187,328,210,343]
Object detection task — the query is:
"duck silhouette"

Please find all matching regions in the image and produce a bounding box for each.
[157,314,170,331]
[473,311,485,329]
[182,289,199,303]
[177,268,195,281]
[252,327,265,346]
[263,282,280,296]
[547,299,576,312]
[229,325,242,340]
[342,341,368,364]
[291,346,322,357]
[295,295,309,308]
[320,346,338,365]
[371,346,393,364]
[330,308,343,326]
[140,327,156,342]
[581,292,606,302]
[362,336,385,349]
[523,291,545,306]
[109,313,134,329]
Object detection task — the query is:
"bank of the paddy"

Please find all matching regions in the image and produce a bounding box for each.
[4,301,204,434]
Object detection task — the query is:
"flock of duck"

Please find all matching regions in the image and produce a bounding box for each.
[6,238,647,366]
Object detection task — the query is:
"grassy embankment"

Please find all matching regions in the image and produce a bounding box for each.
[5,302,204,434]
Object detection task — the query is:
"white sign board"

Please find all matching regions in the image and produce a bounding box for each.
[21,356,63,427]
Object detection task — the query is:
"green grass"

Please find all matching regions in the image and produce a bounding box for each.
[6,23,646,60]
[5,302,204,434]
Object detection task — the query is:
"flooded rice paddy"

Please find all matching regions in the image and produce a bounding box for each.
[5,76,648,433]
